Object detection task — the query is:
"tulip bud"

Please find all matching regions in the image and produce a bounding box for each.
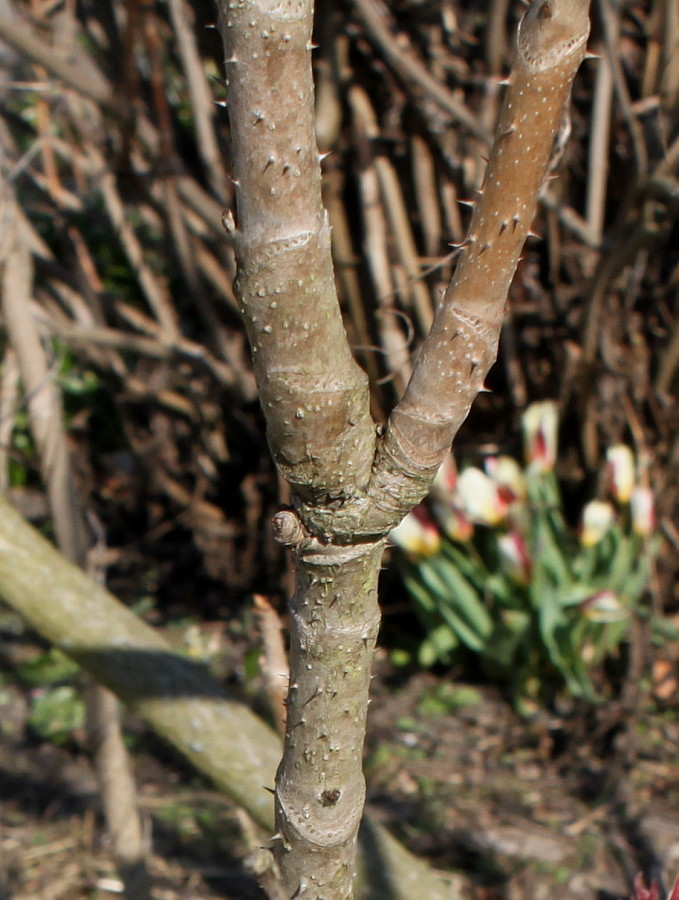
[522,401,559,473]
[456,467,508,526]
[606,445,635,504]
[580,500,615,547]
[581,590,627,623]
[498,531,532,584]
[630,486,655,537]
[431,453,458,501]
[390,507,441,557]
[485,455,527,504]
[433,502,474,543]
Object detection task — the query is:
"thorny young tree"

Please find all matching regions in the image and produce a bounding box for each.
[216,0,592,897]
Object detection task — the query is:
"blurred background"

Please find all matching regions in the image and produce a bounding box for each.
[0,0,677,897]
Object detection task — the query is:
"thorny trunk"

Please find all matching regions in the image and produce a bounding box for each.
[274,541,383,898]
[216,0,591,897]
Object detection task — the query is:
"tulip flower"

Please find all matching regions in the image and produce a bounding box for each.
[455,467,508,526]
[485,455,527,504]
[630,486,655,537]
[431,453,458,501]
[498,531,532,584]
[389,506,441,557]
[432,501,474,543]
[580,500,615,547]
[581,590,627,623]
[522,401,559,472]
[606,444,635,504]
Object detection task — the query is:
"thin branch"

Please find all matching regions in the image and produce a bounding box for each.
[585,48,613,245]
[167,0,230,200]
[253,594,289,738]
[301,0,593,542]
[216,0,376,504]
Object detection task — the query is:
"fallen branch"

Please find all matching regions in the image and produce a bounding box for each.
[0,491,462,900]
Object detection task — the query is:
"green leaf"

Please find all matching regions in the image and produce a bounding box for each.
[482,610,530,668]
[17,648,80,686]
[28,685,85,745]
[418,626,459,667]
[553,584,605,608]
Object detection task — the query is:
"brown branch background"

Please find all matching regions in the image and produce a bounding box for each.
[0,0,678,893]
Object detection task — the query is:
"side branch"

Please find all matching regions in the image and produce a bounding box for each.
[217,0,375,505]
[300,0,592,542]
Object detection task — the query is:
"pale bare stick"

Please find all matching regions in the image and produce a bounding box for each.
[167,0,230,200]
[253,594,289,738]
[585,48,613,245]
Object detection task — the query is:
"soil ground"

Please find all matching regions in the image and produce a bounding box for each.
[1,615,678,900]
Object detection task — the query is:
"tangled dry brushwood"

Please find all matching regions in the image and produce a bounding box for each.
[0,0,677,597]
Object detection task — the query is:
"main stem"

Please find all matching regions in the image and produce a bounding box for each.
[275,539,383,898]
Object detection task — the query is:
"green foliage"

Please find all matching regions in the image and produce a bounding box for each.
[16,647,80,686]
[17,648,84,745]
[7,407,36,488]
[416,683,482,716]
[28,684,85,745]
[391,403,671,708]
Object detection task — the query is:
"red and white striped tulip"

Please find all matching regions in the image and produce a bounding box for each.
[630,486,655,537]
[522,401,559,473]
[580,500,615,547]
[606,444,636,504]
[389,506,441,557]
